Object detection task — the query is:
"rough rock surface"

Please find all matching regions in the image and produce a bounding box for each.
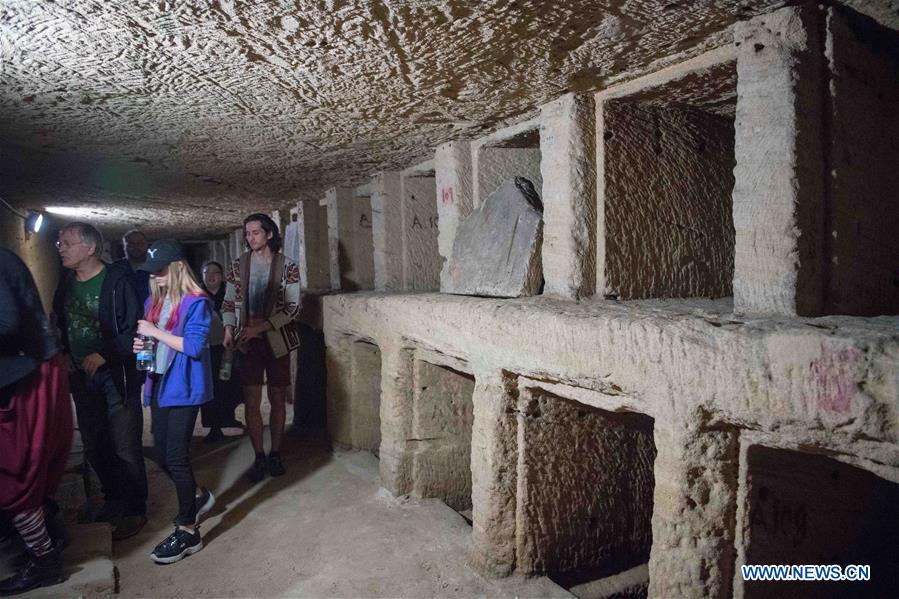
[323,291,899,593]
[446,177,543,297]
[0,0,800,237]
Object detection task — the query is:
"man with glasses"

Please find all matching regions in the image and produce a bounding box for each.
[52,222,148,541]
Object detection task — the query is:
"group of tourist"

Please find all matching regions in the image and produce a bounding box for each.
[0,213,302,594]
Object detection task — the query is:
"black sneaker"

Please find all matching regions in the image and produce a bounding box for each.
[247,456,267,482]
[203,428,224,444]
[149,528,202,564]
[194,488,215,523]
[93,501,122,523]
[0,549,64,595]
[112,515,147,541]
[267,453,285,477]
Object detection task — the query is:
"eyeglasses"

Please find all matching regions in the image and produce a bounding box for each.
[55,240,86,250]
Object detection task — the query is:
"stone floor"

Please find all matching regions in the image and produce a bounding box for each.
[6,405,569,598]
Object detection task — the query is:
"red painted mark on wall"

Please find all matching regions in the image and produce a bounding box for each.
[440,187,454,206]
[810,343,862,414]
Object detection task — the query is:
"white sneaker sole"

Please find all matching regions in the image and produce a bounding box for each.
[150,539,204,564]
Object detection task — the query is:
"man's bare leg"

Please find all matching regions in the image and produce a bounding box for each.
[268,385,286,453]
[243,385,264,454]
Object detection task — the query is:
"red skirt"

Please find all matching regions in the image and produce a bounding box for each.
[0,353,73,512]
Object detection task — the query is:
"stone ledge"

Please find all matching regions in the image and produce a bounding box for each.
[323,291,899,455]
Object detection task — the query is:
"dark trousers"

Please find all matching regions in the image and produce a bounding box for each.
[200,345,242,429]
[70,365,147,517]
[150,388,200,526]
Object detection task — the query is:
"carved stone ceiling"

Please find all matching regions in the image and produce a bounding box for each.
[0,0,894,237]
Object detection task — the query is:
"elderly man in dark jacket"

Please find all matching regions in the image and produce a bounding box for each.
[52,222,148,541]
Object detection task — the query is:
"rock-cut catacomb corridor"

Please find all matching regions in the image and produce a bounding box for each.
[1,1,898,598]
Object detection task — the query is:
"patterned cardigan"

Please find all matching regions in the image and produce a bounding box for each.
[222,251,301,334]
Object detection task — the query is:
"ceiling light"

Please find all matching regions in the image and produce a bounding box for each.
[45,205,96,217]
[25,211,43,233]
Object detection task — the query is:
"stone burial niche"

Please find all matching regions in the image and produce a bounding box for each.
[445,122,545,298]
[597,55,737,300]
[739,446,899,599]
[516,386,657,595]
[410,357,476,517]
[325,337,382,455]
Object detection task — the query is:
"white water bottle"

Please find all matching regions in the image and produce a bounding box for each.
[219,349,233,381]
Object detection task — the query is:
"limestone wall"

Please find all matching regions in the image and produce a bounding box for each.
[473,146,542,210]
[321,5,899,597]
[0,211,59,311]
[603,102,735,299]
[324,292,898,595]
[400,175,439,291]
[824,10,899,316]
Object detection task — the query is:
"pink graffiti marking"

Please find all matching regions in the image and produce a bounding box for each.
[440,187,454,206]
[810,343,862,414]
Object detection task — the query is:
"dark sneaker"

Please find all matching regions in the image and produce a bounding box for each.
[203,428,224,444]
[112,515,147,541]
[0,550,64,595]
[194,488,215,523]
[247,456,267,482]
[149,528,202,564]
[267,453,286,477]
[93,501,122,523]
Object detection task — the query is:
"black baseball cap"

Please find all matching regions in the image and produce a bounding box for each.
[139,239,184,274]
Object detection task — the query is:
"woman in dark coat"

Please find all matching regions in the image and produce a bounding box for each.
[0,247,73,594]
[199,260,243,442]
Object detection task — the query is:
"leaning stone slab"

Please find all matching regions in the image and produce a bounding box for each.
[445,177,543,297]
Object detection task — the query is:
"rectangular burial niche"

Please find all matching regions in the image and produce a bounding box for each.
[350,340,382,455]
[410,359,475,516]
[601,60,736,300]
[743,446,899,598]
[517,389,656,592]
[475,127,543,209]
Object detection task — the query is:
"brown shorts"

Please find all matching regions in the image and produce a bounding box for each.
[239,337,291,387]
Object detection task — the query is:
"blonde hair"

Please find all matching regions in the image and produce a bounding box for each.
[147,260,206,326]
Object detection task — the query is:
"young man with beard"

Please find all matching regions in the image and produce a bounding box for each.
[222,214,301,481]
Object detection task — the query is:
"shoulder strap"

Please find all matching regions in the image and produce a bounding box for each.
[262,253,285,320]
[238,252,250,326]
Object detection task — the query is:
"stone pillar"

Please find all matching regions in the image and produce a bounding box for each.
[648,419,739,599]
[352,187,375,290]
[400,174,439,291]
[733,6,825,316]
[435,141,473,290]
[322,186,357,290]
[370,171,404,291]
[378,344,415,497]
[325,334,353,446]
[539,93,597,300]
[350,340,381,453]
[297,199,330,289]
[470,369,519,576]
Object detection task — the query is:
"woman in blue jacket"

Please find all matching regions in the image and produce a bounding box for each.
[133,240,216,564]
